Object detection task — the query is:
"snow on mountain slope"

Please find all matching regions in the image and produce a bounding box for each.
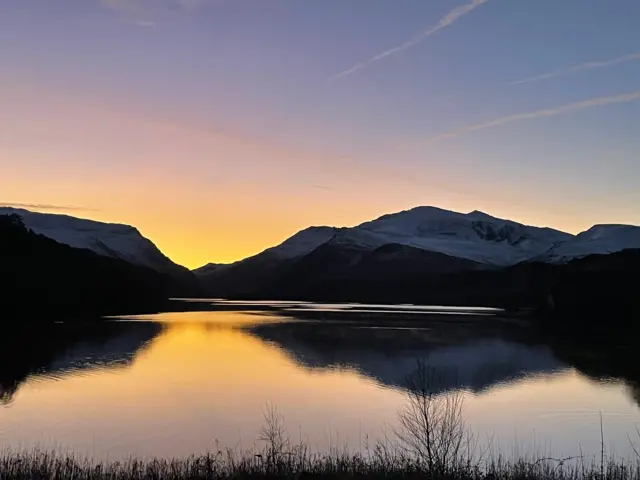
[193,206,639,298]
[534,224,640,263]
[192,226,342,291]
[263,226,342,259]
[195,206,578,280]
[351,206,573,265]
[0,208,187,274]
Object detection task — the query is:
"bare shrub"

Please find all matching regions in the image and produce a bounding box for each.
[258,402,290,471]
[393,359,470,474]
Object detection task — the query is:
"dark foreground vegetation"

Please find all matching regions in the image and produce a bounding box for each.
[2,449,640,480]
[0,214,200,321]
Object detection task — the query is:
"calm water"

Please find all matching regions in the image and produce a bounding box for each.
[1,303,639,462]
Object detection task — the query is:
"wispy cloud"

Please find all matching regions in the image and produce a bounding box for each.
[0,202,99,212]
[311,184,336,191]
[427,89,640,142]
[328,0,488,82]
[511,51,640,86]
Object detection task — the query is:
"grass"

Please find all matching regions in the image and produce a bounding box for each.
[2,447,640,480]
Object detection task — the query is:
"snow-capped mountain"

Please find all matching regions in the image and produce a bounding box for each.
[222,207,638,268]
[262,226,342,260]
[193,227,343,296]
[197,206,573,275]
[342,206,573,265]
[194,206,576,297]
[194,205,640,299]
[0,208,187,275]
[534,224,640,263]
[196,226,341,272]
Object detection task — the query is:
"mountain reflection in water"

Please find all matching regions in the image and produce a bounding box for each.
[0,321,162,406]
[1,306,639,461]
[249,321,565,395]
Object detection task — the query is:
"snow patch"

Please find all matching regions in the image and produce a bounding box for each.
[263,226,342,259]
[352,206,572,265]
[0,208,184,273]
[535,224,640,263]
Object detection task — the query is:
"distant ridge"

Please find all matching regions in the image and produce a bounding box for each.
[0,207,189,276]
[194,205,640,303]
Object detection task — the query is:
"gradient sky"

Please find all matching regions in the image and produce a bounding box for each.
[2,0,640,268]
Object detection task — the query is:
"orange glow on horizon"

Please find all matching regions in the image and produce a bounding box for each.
[3,79,640,268]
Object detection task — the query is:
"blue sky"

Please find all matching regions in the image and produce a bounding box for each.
[1,0,639,266]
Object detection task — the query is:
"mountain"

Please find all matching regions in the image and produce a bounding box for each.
[264,242,483,299]
[195,206,640,312]
[193,263,226,276]
[0,207,189,277]
[351,207,573,265]
[547,248,640,322]
[534,224,640,263]
[291,248,640,314]
[195,206,575,298]
[195,226,341,297]
[0,213,199,321]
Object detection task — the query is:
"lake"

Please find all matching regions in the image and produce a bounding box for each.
[1,302,639,463]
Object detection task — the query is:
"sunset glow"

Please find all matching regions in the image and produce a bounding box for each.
[2,1,639,268]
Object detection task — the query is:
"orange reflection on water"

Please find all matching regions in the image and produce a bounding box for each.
[4,312,403,459]
[3,310,640,462]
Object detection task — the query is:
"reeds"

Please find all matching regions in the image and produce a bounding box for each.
[2,446,640,480]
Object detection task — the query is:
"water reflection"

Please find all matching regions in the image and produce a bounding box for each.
[0,321,161,405]
[250,321,565,394]
[1,308,639,461]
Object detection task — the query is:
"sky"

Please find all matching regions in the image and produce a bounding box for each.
[1,0,639,268]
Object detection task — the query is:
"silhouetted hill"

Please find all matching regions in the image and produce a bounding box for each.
[0,214,201,321]
[545,248,640,332]
[200,242,485,299]
[0,207,194,278]
[245,248,640,322]
[257,257,551,307]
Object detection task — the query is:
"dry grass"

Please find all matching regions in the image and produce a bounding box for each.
[2,447,640,480]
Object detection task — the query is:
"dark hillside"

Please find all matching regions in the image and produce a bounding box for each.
[0,214,200,321]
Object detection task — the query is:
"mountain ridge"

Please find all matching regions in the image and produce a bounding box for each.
[194,206,640,302]
[0,213,200,321]
[198,207,640,271]
[4,206,638,310]
[533,224,640,264]
[0,207,190,277]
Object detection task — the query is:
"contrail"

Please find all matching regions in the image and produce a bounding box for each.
[428,89,640,142]
[511,51,640,85]
[328,0,488,82]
